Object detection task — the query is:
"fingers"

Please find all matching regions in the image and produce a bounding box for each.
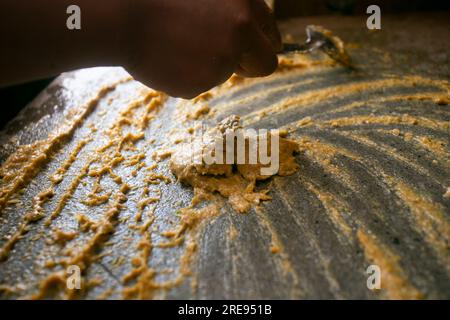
[235,21,279,77]
[251,0,282,52]
[235,0,280,77]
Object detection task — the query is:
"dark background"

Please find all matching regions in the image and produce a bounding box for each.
[274,0,450,18]
[1,0,449,129]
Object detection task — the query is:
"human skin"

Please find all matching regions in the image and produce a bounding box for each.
[0,0,281,98]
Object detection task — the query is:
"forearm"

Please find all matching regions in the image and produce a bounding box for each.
[0,0,130,86]
[1,0,281,98]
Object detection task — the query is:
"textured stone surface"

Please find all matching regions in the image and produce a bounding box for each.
[0,13,449,299]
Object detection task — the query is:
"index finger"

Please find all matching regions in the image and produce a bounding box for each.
[250,0,282,52]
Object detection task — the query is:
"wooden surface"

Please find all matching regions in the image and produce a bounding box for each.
[0,13,449,299]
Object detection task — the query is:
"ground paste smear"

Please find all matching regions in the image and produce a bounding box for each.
[0,69,299,299]
[169,115,300,214]
[1,25,450,299]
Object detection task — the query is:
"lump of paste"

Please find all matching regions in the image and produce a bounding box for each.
[170,116,299,213]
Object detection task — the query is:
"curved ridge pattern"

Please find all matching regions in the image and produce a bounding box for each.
[0,29,449,299]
